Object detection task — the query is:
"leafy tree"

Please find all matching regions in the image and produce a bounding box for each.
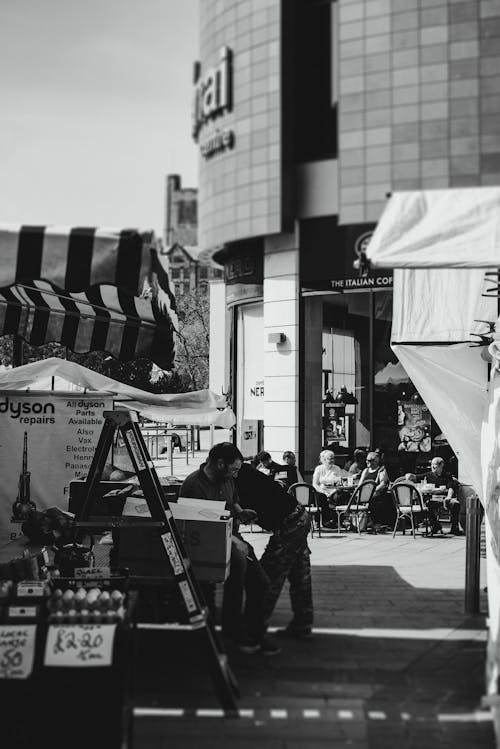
[174,286,210,391]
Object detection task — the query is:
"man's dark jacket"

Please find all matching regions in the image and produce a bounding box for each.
[235,463,297,532]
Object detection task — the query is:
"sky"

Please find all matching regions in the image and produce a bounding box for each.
[0,0,199,237]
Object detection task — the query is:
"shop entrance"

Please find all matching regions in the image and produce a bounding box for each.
[308,290,455,479]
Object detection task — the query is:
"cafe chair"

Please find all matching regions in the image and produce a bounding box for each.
[391,481,428,539]
[288,483,321,538]
[336,480,377,535]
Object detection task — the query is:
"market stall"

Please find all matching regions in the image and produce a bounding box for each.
[364,186,500,736]
[0,224,238,744]
[0,400,237,748]
[0,356,235,542]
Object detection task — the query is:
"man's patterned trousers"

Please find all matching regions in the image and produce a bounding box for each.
[259,505,313,631]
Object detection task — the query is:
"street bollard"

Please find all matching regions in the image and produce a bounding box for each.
[465,493,482,614]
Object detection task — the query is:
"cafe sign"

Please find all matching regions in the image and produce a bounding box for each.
[300,219,393,292]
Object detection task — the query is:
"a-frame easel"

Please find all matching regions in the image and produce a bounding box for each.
[73,409,239,714]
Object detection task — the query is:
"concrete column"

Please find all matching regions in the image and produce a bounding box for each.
[303,296,323,475]
[208,279,229,396]
[263,232,299,461]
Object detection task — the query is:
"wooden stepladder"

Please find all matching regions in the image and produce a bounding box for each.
[74,409,239,714]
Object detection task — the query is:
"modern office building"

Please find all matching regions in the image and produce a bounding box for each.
[194,0,499,475]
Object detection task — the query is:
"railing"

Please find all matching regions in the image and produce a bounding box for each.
[139,424,196,474]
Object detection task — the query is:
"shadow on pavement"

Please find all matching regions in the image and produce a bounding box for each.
[134,565,495,747]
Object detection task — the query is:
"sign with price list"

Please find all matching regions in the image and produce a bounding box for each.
[0,625,36,679]
[44,624,116,667]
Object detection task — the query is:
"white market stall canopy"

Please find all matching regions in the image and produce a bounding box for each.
[0,357,235,428]
[364,187,500,706]
[0,224,178,370]
[364,189,499,493]
[365,188,500,268]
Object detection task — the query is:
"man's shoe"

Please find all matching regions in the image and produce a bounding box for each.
[237,636,281,655]
[236,638,261,654]
[275,627,313,641]
[321,520,338,530]
[259,636,281,655]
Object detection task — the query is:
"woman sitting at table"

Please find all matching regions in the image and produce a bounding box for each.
[359,451,394,532]
[412,456,462,535]
[312,449,343,527]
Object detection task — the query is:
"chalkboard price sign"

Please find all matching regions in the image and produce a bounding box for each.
[44,624,116,667]
[0,625,36,679]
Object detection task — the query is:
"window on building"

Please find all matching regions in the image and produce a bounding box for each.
[178,199,197,225]
[171,250,185,264]
[199,266,208,280]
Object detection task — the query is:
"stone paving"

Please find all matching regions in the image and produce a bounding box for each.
[134,454,496,748]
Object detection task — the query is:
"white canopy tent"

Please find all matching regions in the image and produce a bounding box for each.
[366,187,500,713]
[0,357,236,428]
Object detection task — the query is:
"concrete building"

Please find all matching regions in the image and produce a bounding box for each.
[194,0,499,477]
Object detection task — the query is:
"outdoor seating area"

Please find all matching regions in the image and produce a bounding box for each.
[293,476,471,540]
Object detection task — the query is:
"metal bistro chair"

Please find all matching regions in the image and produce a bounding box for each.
[335,480,377,535]
[391,481,429,539]
[288,483,321,538]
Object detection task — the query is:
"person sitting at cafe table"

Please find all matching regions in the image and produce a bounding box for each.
[358,451,394,532]
[281,450,304,488]
[344,449,367,481]
[255,451,282,479]
[412,456,462,536]
[312,449,344,527]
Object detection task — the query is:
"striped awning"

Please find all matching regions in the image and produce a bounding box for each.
[0,225,178,370]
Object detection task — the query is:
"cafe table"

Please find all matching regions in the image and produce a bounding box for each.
[414,483,452,531]
[415,483,448,499]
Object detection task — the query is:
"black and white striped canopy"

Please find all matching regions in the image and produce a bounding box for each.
[0,225,178,370]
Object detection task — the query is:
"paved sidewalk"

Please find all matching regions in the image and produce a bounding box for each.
[134,522,495,748]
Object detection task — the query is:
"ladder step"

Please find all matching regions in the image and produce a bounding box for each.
[73,518,166,528]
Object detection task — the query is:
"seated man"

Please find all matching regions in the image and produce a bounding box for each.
[255,451,282,479]
[180,442,280,655]
[359,451,394,531]
[414,456,463,535]
[345,448,367,481]
[280,450,304,490]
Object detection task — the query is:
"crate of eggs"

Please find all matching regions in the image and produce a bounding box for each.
[47,580,129,625]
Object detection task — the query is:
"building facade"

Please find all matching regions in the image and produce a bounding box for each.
[163,174,223,297]
[195,0,499,476]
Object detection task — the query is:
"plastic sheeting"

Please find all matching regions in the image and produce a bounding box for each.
[392,268,496,343]
[121,401,235,428]
[481,362,500,694]
[368,188,500,713]
[366,188,500,268]
[0,357,236,427]
[393,343,488,493]
[391,266,494,493]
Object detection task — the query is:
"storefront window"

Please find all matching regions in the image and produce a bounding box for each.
[318,290,446,476]
[322,293,370,459]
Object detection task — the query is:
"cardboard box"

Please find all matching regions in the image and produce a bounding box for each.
[68,479,181,517]
[116,497,232,582]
